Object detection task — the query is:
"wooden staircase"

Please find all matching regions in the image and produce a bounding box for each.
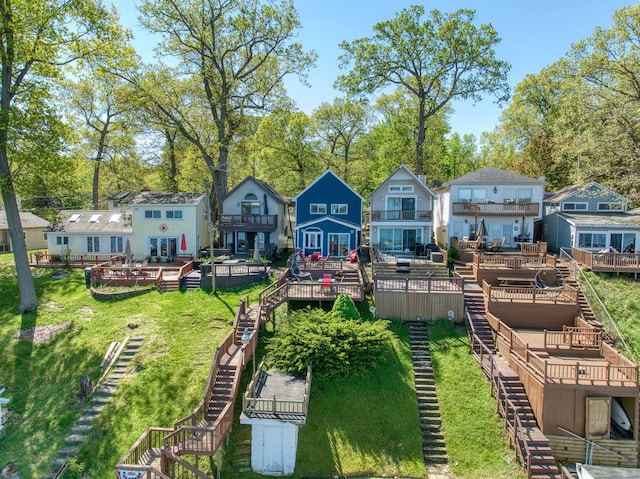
[495,364,560,479]
[406,321,448,465]
[459,262,561,479]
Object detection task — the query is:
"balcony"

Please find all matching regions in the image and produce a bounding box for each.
[452,202,539,217]
[370,210,432,222]
[217,214,277,232]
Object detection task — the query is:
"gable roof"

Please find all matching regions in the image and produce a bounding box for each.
[225,176,286,204]
[368,163,437,199]
[292,169,364,202]
[0,211,49,230]
[47,210,133,234]
[294,215,361,231]
[108,191,205,206]
[442,167,546,187]
[545,182,627,204]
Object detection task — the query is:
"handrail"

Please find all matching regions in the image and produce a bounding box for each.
[557,426,636,464]
[559,248,632,355]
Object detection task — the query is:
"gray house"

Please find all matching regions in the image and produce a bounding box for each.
[542,182,640,253]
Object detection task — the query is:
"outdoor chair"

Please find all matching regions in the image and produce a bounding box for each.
[321,273,333,293]
[290,262,312,281]
[486,238,500,252]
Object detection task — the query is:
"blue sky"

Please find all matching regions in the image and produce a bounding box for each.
[111,0,634,138]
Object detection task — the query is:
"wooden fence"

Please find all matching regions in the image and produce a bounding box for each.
[572,247,640,277]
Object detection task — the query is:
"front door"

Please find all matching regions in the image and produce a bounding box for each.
[236,232,248,254]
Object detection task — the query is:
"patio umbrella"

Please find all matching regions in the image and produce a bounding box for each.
[124,238,132,264]
[477,219,487,239]
[180,233,187,253]
[253,235,261,261]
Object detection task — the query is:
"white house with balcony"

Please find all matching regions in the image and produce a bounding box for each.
[433,167,546,249]
[368,164,437,252]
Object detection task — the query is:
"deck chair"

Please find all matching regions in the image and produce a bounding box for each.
[321,273,332,293]
[486,238,500,252]
[290,261,312,281]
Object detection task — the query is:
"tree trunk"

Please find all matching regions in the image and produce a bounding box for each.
[92,158,101,210]
[0,186,38,313]
[415,92,426,176]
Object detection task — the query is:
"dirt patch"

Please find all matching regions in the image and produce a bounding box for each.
[40,301,63,312]
[76,305,95,319]
[13,321,73,343]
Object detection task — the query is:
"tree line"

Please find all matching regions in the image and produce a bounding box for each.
[2,0,638,313]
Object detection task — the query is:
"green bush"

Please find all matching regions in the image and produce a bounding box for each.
[331,294,360,320]
[267,307,391,378]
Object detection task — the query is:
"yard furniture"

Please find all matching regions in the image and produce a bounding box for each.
[290,262,312,281]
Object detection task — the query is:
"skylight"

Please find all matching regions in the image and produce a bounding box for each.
[89,214,101,223]
[109,213,121,223]
[69,214,80,222]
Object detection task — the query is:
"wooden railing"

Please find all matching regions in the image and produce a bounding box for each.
[452,201,539,216]
[544,329,601,349]
[482,281,578,304]
[474,254,556,270]
[374,275,464,293]
[213,262,270,277]
[451,237,482,253]
[520,242,547,256]
[492,315,638,386]
[572,247,640,273]
[217,214,277,230]
[117,427,173,474]
[243,361,312,418]
[370,210,432,222]
[31,252,123,267]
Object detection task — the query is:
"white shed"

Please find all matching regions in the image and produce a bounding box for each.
[240,366,311,476]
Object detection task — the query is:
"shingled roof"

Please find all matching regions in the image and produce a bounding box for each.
[108,191,205,206]
[0,211,49,230]
[442,167,546,187]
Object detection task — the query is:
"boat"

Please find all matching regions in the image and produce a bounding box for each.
[611,397,631,433]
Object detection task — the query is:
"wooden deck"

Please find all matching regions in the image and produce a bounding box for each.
[573,247,640,278]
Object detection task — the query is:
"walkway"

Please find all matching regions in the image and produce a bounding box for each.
[45,337,145,479]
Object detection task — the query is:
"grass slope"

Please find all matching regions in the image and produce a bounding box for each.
[428,321,523,479]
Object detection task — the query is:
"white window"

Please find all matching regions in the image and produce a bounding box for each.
[331,204,348,214]
[389,185,414,193]
[310,204,327,214]
[69,214,81,222]
[563,203,587,211]
[87,236,100,253]
[56,236,69,245]
[166,210,183,219]
[144,210,161,219]
[458,188,486,202]
[597,202,624,211]
[578,233,606,249]
[89,214,101,223]
[304,229,322,248]
[110,236,123,253]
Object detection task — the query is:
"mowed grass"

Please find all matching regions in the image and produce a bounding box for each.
[0,252,265,479]
[428,321,523,479]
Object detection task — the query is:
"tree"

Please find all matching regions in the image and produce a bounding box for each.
[312,98,371,184]
[336,6,510,177]
[135,0,316,216]
[266,307,391,378]
[0,0,127,313]
[61,73,139,209]
[254,108,322,196]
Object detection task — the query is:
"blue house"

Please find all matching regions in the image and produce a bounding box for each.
[293,169,363,257]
